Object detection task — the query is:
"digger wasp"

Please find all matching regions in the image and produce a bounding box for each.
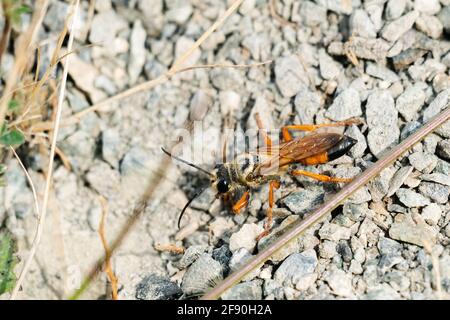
[162,114,360,241]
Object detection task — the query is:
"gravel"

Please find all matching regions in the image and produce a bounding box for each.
[4,0,450,301]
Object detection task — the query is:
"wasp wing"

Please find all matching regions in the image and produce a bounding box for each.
[254,132,343,174]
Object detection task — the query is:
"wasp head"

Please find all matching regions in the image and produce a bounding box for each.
[212,164,232,196]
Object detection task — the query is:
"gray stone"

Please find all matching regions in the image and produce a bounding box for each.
[409,152,438,173]
[60,131,96,173]
[414,0,441,15]
[178,245,207,269]
[181,254,223,296]
[294,88,323,124]
[437,140,450,161]
[418,182,450,204]
[366,90,397,129]
[395,84,426,121]
[325,88,362,121]
[128,20,147,84]
[283,188,325,215]
[275,55,309,98]
[386,0,406,20]
[367,125,400,158]
[433,74,450,94]
[299,1,327,27]
[337,240,353,263]
[350,9,377,38]
[343,37,390,61]
[345,125,367,158]
[438,6,450,33]
[166,1,192,24]
[138,0,164,36]
[378,237,404,271]
[274,249,318,287]
[363,284,401,299]
[325,270,354,298]
[386,166,414,197]
[222,280,263,300]
[319,49,342,80]
[229,223,263,253]
[316,0,352,14]
[421,203,442,225]
[102,128,125,169]
[389,216,435,246]
[366,63,400,83]
[408,59,447,82]
[136,274,182,300]
[89,10,128,47]
[415,15,443,39]
[211,68,244,91]
[420,173,450,187]
[396,188,430,207]
[85,161,120,199]
[382,11,420,42]
[319,223,351,241]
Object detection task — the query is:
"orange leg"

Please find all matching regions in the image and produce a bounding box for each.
[256,181,281,241]
[291,169,352,183]
[254,112,272,152]
[281,118,361,142]
[232,191,250,214]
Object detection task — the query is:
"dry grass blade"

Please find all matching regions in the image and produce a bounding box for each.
[98,196,119,300]
[9,0,79,300]
[201,105,450,300]
[68,0,246,300]
[0,0,49,143]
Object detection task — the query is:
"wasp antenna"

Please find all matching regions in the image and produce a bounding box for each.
[177,187,208,229]
[161,147,214,177]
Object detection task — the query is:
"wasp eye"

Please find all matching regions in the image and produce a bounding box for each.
[217,179,229,193]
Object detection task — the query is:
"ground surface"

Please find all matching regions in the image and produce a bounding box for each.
[1,0,450,300]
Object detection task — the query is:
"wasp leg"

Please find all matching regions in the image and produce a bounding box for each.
[256,180,281,241]
[281,118,361,142]
[254,112,272,153]
[291,169,352,183]
[232,191,250,214]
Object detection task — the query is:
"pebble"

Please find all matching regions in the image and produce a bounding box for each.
[386,0,406,20]
[222,280,263,300]
[344,37,391,61]
[318,223,351,242]
[392,49,428,70]
[89,10,128,48]
[366,63,400,84]
[363,284,401,299]
[421,203,442,225]
[438,6,450,34]
[325,270,354,298]
[211,68,244,91]
[316,0,352,14]
[415,15,443,39]
[68,55,106,103]
[318,49,342,80]
[386,166,414,197]
[181,254,223,296]
[350,9,377,38]
[60,131,96,173]
[345,125,367,158]
[414,0,441,15]
[367,125,400,159]
[433,74,450,93]
[177,245,207,269]
[283,188,325,216]
[409,151,438,173]
[274,249,318,288]
[395,84,426,121]
[102,128,125,169]
[382,10,420,42]
[300,1,327,27]
[319,240,337,259]
[294,88,324,124]
[229,223,263,253]
[166,1,193,24]
[420,173,450,187]
[85,161,120,199]
[366,90,397,129]
[418,182,450,204]
[437,140,450,161]
[219,90,240,116]
[378,237,404,271]
[325,88,362,121]
[389,215,435,246]
[135,274,182,300]
[275,55,309,98]
[396,188,430,207]
[128,20,147,84]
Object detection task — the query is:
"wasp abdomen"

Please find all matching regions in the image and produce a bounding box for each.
[327,136,357,161]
